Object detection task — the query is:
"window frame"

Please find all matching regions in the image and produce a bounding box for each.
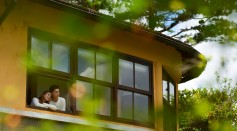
[162,69,176,108]
[162,69,177,131]
[115,55,153,123]
[27,28,154,127]
[27,29,74,78]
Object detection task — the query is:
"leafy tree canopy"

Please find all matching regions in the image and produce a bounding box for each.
[179,74,237,130]
[59,0,237,45]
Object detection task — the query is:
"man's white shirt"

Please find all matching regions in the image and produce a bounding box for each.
[49,97,66,111]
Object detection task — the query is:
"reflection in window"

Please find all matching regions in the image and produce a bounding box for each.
[163,80,168,101]
[169,82,175,106]
[162,70,176,106]
[96,53,112,82]
[118,59,151,122]
[94,85,111,116]
[76,81,93,113]
[135,63,149,91]
[78,48,95,78]
[119,59,134,87]
[134,93,149,122]
[52,43,70,72]
[31,37,49,68]
[117,90,133,119]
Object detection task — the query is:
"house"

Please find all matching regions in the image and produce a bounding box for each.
[0,0,206,130]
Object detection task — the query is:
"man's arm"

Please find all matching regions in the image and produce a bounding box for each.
[43,103,57,111]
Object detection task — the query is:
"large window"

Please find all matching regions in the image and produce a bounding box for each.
[162,69,176,131]
[75,48,113,116]
[117,59,151,123]
[27,28,153,126]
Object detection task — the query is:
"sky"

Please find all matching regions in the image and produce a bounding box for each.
[177,11,237,90]
[179,41,237,90]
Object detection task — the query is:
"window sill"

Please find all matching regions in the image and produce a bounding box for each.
[0,106,154,131]
[27,105,72,114]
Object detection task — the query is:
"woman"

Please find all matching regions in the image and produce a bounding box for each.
[31,91,57,111]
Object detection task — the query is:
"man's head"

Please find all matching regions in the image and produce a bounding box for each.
[49,84,60,99]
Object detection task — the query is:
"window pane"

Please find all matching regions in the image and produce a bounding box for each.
[135,63,149,91]
[96,53,112,82]
[134,93,149,122]
[117,90,133,119]
[52,43,70,73]
[78,48,95,78]
[163,80,168,101]
[31,37,49,68]
[76,81,93,113]
[119,59,134,87]
[162,72,168,101]
[94,85,111,116]
[169,82,175,106]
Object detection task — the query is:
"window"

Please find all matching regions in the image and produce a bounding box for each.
[162,71,175,107]
[27,28,153,126]
[75,47,113,116]
[117,59,151,123]
[30,36,70,73]
[162,69,176,131]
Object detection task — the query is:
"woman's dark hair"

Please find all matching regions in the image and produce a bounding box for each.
[38,91,50,104]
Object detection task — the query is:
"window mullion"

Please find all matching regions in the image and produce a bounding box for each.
[173,81,176,109]
[75,46,78,79]
[69,45,74,77]
[148,96,151,123]
[113,55,118,119]
[133,62,135,120]
[93,84,95,114]
[132,92,135,120]
[133,62,135,89]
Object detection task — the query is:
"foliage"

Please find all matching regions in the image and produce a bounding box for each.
[58,0,237,45]
[179,75,237,131]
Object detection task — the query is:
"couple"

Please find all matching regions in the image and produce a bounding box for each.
[31,85,66,111]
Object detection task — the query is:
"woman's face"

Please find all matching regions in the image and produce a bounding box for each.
[44,92,51,101]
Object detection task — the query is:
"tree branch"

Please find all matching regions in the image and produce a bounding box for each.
[171,27,195,37]
[158,12,194,33]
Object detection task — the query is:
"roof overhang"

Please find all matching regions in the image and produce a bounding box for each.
[0,0,16,25]
[32,0,207,83]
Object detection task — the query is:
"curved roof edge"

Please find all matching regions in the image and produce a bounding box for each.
[33,0,207,83]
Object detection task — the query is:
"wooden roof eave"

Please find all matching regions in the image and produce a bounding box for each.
[0,0,16,25]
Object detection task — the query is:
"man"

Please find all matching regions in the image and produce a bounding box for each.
[49,84,66,111]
